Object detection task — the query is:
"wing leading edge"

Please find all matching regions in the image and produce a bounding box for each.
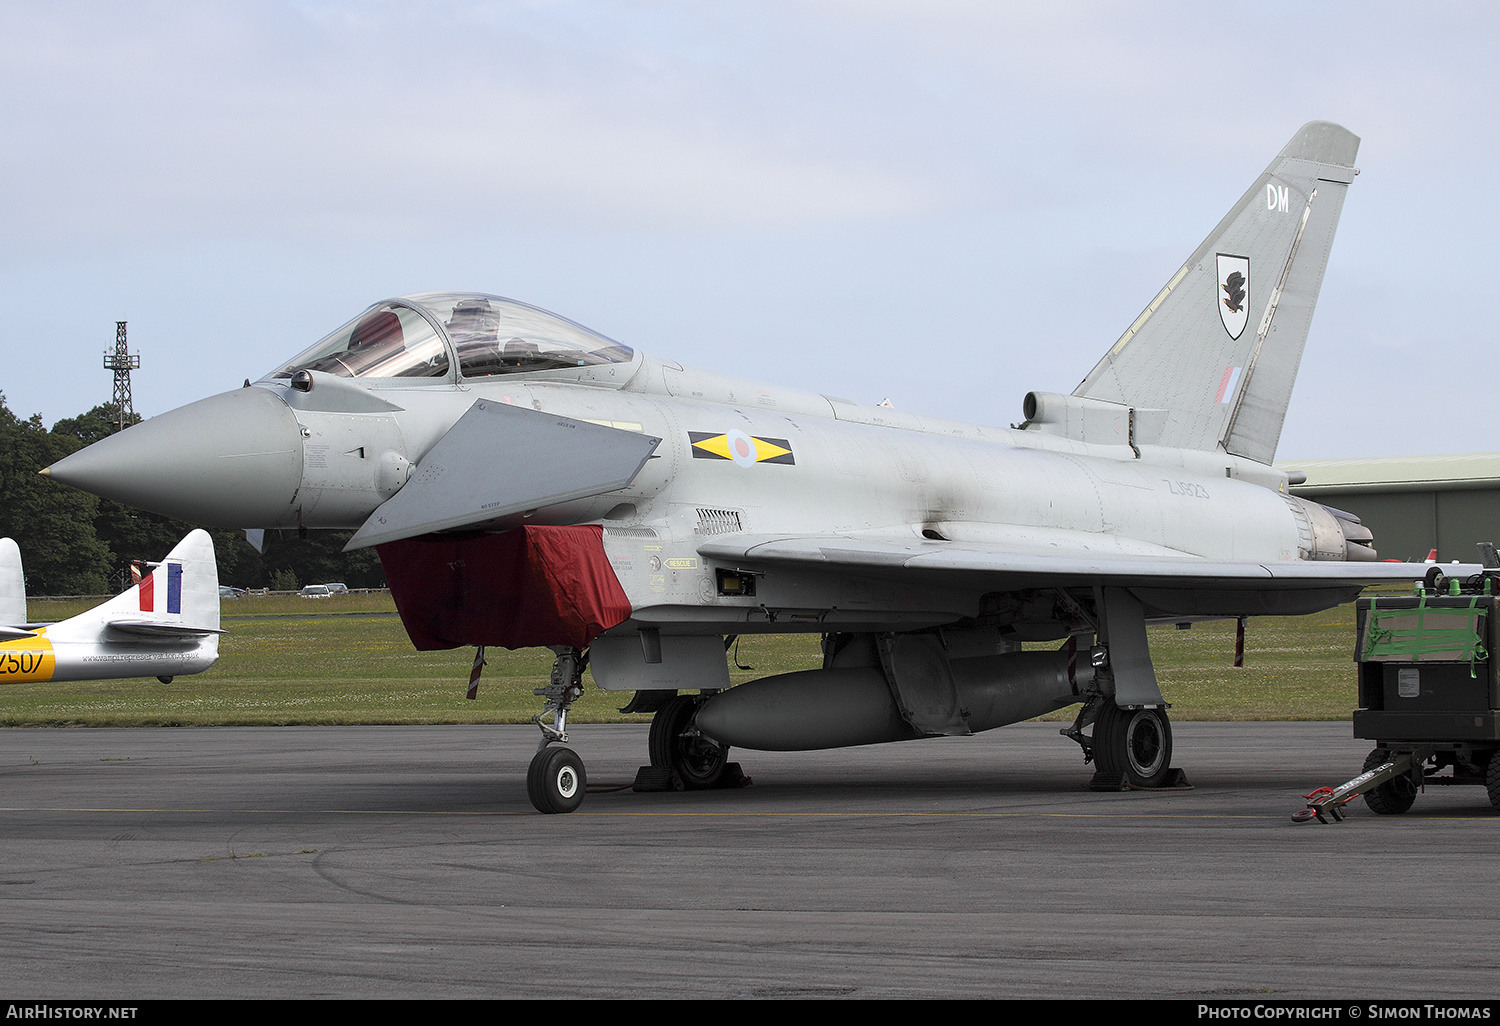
[697,533,1464,606]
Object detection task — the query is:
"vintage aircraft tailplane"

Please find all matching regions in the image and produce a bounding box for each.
[44,529,222,644]
[1073,121,1359,465]
[0,538,24,627]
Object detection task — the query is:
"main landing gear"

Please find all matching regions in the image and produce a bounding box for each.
[646,694,732,789]
[527,647,588,814]
[1066,695,1184,791]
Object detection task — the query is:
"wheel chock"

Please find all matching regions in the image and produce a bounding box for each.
[1088,767,1191,792]
[1089,771,1128,792]
[631,766,680,792]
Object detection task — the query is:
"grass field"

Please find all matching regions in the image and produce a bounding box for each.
[0,591,1366,727]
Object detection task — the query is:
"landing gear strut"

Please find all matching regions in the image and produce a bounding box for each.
[527,647,588,814]
[1059,590,1187,791]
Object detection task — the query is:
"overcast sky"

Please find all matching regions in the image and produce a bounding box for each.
[2,1,1495,461]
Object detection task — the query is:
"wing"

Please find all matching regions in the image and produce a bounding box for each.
[697,531,1467,618]
[104,620,225,639]
[346,400,661,550]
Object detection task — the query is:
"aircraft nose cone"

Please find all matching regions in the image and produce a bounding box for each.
[45,387,303,527]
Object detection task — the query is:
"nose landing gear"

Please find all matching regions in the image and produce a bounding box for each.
[527,647,588,814]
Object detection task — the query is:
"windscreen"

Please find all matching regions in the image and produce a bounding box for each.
[269,303,451,380]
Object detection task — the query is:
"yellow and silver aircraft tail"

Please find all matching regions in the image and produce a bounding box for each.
[1073,121,1359,465]
[0,529,221,684]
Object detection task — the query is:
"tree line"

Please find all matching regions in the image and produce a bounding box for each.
[0,392,385,595]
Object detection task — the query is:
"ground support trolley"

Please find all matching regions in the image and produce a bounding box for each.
[1294,572,1500,823]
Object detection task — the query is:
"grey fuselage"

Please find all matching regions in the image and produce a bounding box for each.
[226,351,1326,635]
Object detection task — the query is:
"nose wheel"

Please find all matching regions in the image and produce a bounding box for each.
[528,745,586,814]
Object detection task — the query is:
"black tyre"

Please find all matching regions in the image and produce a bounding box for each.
[649,695,729,789]
[1485,750,1500,813]
[1361,748,1417,815]
[1094,702,1172,788]
[527,746,586,814]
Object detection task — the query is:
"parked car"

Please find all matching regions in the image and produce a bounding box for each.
[322,582,349,594]
[218,585,246,599]
[299,584,331,599]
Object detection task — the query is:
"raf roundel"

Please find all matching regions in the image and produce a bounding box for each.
[727,429,756,468]
[688,431,796,466]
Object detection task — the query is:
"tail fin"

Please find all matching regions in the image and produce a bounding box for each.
[0,539,24,626]
[1074,121,1359,464]
[49,530,221,641]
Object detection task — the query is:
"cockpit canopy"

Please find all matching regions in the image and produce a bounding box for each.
[268,292,635,383]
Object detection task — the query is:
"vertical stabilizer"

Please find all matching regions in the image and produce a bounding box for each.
[0,539,25,626]
[1074,121,1359,464]
[49,530,221,641]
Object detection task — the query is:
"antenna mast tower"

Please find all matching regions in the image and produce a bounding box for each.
[102,321,140,432]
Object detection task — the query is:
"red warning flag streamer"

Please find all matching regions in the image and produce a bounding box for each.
[467,646,486,700]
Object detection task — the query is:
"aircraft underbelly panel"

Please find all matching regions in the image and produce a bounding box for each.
[46,640,219,682]
[589,634,731,692]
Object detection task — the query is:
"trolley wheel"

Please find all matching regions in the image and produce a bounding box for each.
[1424,565,1446,594]
[1485,750,1500,813]
[1361,748,1417,815]
[1093,702,1173,788]
[527,745,586,814]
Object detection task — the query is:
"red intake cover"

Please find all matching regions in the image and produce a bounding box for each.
[377,525,632,651]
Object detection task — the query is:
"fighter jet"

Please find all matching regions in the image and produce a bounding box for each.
[0,531,221,684]
[43,122,1435,812]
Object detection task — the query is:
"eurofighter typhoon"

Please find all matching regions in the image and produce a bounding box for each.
[44,122,1424,812]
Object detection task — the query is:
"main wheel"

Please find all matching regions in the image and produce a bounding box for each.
[1094,702,1172,788]
[649,695,729,789]
[1361,748,1417,815]
[527,745,586,814]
